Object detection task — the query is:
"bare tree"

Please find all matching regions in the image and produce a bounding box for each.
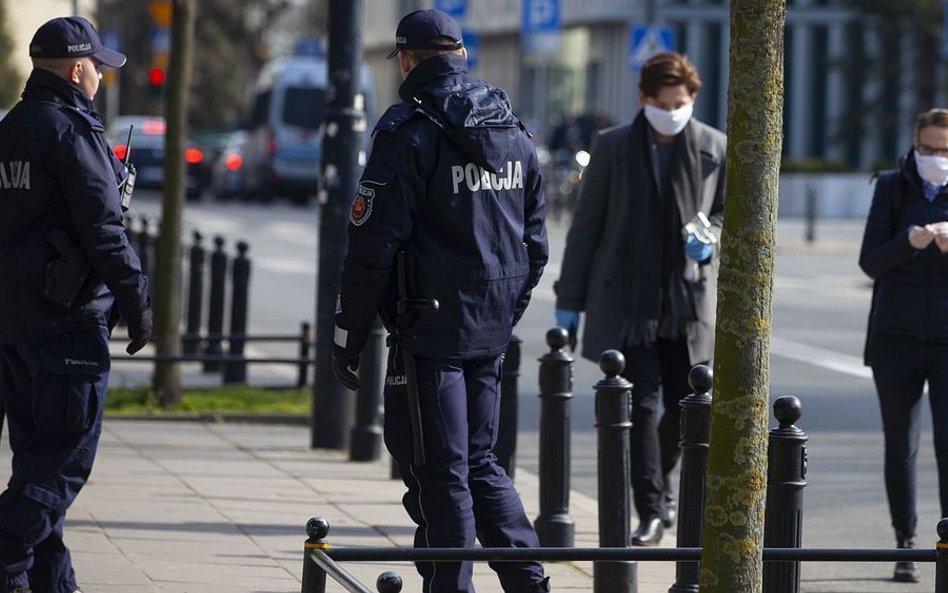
[152,0,195,407]
[698,0,786,591]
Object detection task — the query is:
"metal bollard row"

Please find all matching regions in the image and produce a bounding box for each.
[223,241,252,384]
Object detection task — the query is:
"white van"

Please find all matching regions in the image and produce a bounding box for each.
[241,53,375,204]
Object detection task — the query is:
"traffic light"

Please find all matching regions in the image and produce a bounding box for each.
[148,66,166,98]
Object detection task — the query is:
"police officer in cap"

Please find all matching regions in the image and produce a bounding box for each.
[0,16,151,593]
[333,8,550,593]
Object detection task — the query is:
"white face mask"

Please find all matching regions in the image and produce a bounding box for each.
[644,103,694,137]
[915,150,948,187]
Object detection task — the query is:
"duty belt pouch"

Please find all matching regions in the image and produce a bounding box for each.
[43,228,92,309]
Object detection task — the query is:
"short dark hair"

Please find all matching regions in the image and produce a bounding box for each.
[638,51,702,98]
[402,35,464,64]
[915,108,948,139]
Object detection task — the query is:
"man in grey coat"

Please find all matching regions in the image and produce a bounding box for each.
[554,51,726,546]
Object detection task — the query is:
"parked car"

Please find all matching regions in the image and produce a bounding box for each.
[210,129,249,201]
[106,115,210,199]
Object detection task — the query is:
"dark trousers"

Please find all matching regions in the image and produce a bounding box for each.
[384,349,545,593]
[0,328,110,593]
[621,338,697,520]
[868,333,948,538]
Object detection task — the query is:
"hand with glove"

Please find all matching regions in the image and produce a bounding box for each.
[684,234,714,263]
[555,308,580,350]
[333,346,360,391]
[126,307,153,355]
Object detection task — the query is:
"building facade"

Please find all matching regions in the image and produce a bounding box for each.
[363,0,944,169]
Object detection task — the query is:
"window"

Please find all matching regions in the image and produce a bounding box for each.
[282,87,326,130]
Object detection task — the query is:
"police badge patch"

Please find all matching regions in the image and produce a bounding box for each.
[350,183,374,226]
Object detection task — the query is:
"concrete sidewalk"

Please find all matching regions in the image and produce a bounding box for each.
[55,420,676,593]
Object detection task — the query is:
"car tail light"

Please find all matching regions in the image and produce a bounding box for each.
[114,144,128,160]
[185,147,204,164]
[225,153,243,171]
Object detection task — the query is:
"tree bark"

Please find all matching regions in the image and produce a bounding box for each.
[698,1,786,591]
[153,0,195,407]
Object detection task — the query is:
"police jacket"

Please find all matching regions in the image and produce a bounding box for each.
[0,68,149,344]
[860,151,948,345]
[335,54,548,360]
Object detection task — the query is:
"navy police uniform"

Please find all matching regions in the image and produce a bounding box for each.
[0,17,150,593]
[333,15,549,592]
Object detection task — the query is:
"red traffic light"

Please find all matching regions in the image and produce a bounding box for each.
[148,67,166,86]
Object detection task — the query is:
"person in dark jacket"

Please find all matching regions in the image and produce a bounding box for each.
[554,52,726,546]
[0,16,151,593]
[332,9,549,593]
[859,107,948,584]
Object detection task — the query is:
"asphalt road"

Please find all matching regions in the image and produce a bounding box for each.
[126,190,941,589]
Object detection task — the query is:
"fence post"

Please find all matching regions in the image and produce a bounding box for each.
[376,571,403,593]
[763,395,808,593]
[669,364,713,593]
[495,334,522,479]
[302,517,329,593]
[350,316,385,461]
[183,230,206,355]
[137,214,156,290]
[937,518,948,593]
[298,321,312,388]
[534,327,575,547]
[203,236,228,373]
[594,349,636,593]
[224,241,251,384]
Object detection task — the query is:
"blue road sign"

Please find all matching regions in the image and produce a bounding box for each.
[522,0,561,34]
[435,0,468,19]
[463,31,479,70]
[628,25,676,71]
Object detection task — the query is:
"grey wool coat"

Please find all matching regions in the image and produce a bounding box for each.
[554,113,727,364]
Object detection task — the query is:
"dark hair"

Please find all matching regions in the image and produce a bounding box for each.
[915,108,948,139]
[402,35,464,64]
[638,51,702,98]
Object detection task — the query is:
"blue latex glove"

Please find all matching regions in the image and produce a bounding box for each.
[555,309,579,349]
[684,234,714,263]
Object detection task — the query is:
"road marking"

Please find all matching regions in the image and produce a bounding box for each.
[770,337,871,380]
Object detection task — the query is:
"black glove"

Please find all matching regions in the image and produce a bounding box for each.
[333,346,360,391]
[126,307,153,355]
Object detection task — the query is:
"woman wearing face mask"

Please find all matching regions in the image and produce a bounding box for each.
[554,51,726,546]
[859,108,948,583]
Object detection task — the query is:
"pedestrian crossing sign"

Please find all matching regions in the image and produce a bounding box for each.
[628,25,676,71]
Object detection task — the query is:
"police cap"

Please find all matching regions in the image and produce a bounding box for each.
[386,9,463,59]
[30,16,126,68]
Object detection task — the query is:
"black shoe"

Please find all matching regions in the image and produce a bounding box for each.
[631,517,664,546]
[894,532,920,583]
[661,496,677,529]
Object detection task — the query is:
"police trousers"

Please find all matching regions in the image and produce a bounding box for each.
[0,327,110,593]
[384,348,546,593]
[868,332,948,538]
[621,338,697,520]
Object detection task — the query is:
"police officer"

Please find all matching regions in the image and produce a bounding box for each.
[0,16,151,593]
[333,9,550,593]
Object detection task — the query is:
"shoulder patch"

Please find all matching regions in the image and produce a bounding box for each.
[351,167,396,226]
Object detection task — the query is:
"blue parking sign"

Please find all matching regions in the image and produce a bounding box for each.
[628,25,676,71]
[435,0,468,19]
[522,0,560,34]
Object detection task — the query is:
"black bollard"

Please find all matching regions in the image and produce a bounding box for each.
[534,327,575,547]
[350,316,385,461]
[495,335,522,479]
[298,321,312,388]
[762,395,808,593]
[183,230,206,355]
[137,215,156,294]
[224,241,251,384]
[376,571,403,593]
[302,517,330,593]
[203,236,228,373]
[594,349,636,593]
[669,365,713,593]
[804,183,817,244]
[937,518,948,593]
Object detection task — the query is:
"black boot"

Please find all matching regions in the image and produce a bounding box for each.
[893,532,920,583]
[630,516,664,546]
[661,494,677,529]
